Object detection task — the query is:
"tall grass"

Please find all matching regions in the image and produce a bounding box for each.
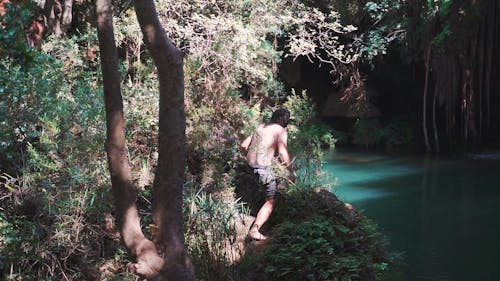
[184,186,250,281]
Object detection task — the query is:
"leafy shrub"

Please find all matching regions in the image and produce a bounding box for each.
[285,90,336,187]
[242,189,397,281]
[351,118,384,148]
[265,217,333,279]
[0,0,37,63]
[380,119,415,150]
[263,217,351,281]
[0,47,120,280]
[184,187,249,281]
[0,0,403,279]
[350,118,415,150]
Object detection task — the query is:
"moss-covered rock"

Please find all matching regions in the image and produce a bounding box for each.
[236,187,396,281]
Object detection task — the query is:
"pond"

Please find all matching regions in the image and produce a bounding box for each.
[324,150,500,281]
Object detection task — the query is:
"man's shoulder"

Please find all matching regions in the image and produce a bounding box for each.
[268,124,286,134]
[265,123,282,128]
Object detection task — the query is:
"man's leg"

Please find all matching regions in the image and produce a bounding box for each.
[248,166,277,240]
[249,199,274,240]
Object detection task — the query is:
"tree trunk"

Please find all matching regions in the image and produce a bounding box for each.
[44,0,62,35]
[422,45,431,152]
[133,0,196,280]
[61,0,73,32]
[95,0,164,278]
[432,82,439,153]
[477,16,485,141]
[484,0,497,130]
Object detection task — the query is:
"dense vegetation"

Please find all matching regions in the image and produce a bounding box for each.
[1,0,498,280]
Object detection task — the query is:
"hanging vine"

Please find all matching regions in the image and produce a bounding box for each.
[409,0,500,152]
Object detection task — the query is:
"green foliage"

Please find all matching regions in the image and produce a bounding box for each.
[185,100,248,191]
[357,0,404,61]
[114,0,287,103]
[432,24,452,46]
[414,0,477,57]
[352,118,384,148]
[438,0,453,17]
[0,0,401,279]
[0,171,115,279]
[0,40,119,280]
[263,217,340,280]
[0,51,104,173]
[284,90,336,187]
[351,118,415,150]
[241,189,397,281]
[0,1,37,63]
[426,0,453,17]
[114,0,403,93]
[184,187,249,280]
[380,119,415,150]
[285,90,316,126]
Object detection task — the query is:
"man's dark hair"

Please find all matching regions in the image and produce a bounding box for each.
[269,108,290,127]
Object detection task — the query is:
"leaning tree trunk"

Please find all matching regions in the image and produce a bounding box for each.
[133,0,196,280]
[95,0,164,278]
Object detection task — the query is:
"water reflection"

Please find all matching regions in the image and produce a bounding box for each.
[324,150,500,281]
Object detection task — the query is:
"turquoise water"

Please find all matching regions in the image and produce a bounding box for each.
[324,150,500,281]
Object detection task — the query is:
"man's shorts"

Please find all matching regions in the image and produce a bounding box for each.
[250,164,277,199]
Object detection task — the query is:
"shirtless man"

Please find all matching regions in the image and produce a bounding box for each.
[241,108,295,240]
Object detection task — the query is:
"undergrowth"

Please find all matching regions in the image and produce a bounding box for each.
[239,189,399,281]
[0,1,401,280]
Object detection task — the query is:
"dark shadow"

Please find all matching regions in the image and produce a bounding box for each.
[233,162,266,216]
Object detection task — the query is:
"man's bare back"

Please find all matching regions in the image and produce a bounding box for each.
[242,123,291,168]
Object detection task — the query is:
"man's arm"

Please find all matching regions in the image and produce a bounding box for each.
[241,135,252,155]
[277,129,295,183]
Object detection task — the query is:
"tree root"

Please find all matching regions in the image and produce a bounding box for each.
[131,239,165,279]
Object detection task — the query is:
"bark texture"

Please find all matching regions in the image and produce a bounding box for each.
[133,0,196,280]
[95,0,164,278]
